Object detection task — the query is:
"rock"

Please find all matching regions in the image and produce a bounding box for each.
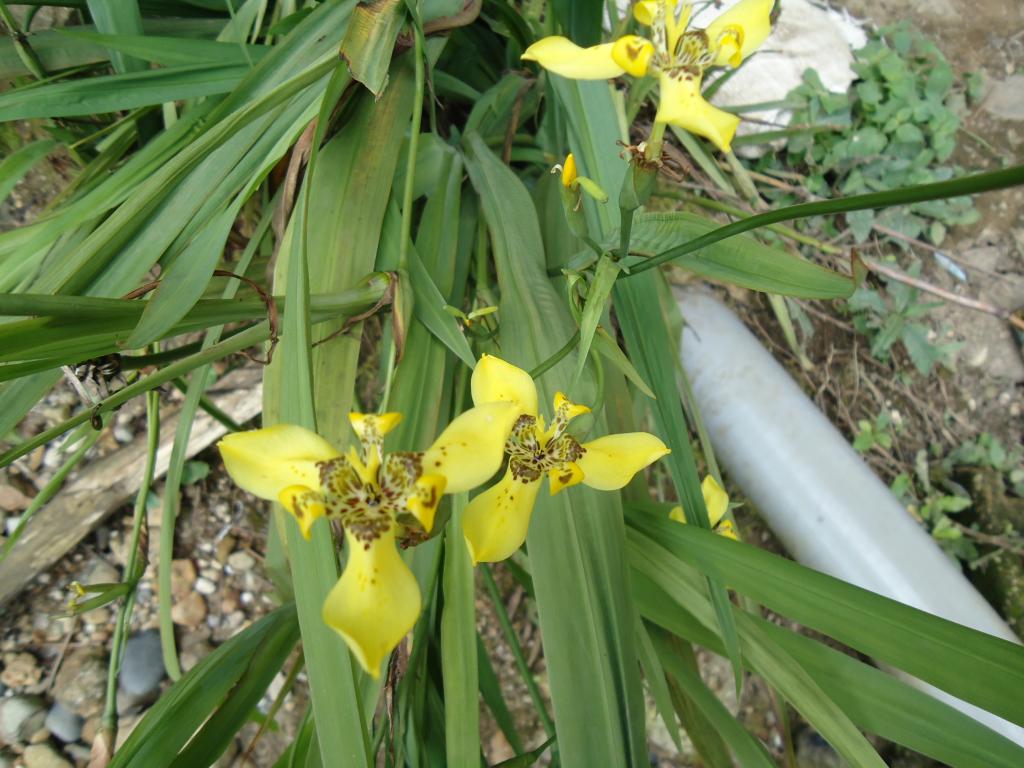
[983,75,1024,121]
[171,592,207,628]
[45,702,83,743]
[22,743,72,768]
[796,730,847,768]
[1,651,42,688]
[114,714,142,751]
[0,485,32,512]
[85,558,119,586]
[0,695,46,743]
[53,649,107,718]
[170,559,197,601]
[194,577,216,596]
[119,630,165,698]
[226,551,255,572]
[63,744,90,765]
[179,640,213,673]
[214,535,236,565]
[80,715,100,745]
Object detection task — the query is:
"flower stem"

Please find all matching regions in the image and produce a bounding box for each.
[645,121,667,164]
[528,330,580,380]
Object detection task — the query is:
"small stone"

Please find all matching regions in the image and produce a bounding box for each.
[63,744,90,764]
[85,558,119,586]
[45,702,83,743]
[796,729,847,768]
[179,641,213,673]
[171,592,207,628]
[54,649,107,718]
[80,715,100,745]
[983,74,1024,121]
[214,535,236,564]
[1,651,41,688]
[22,743,72,768]
[0,485,32,513]
[119,630,165,698]
[220,589,240,614]
[114,714,141,751]
[194,577,216,596]
[0,694,46,743]
[226,551,255,572]
[170,559,197,601]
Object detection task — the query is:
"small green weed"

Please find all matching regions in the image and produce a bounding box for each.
[846,263,961,375]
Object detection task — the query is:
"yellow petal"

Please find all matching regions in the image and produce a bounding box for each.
[716,519,739,540]
[471,354,538,415]
[633,0,659,25]
[349,412,402,441]
[322,528,421,679]
[669,505,686,523]
[548,462,584,495]
[577,432,670,491]
[705,0,774,67]
[611,35,655,77]
[463,469,542,563]
[702,475,729,527]
[218,425,340,500]
[407,473,446,533]
[521,36,625,80]
[655,70,740,152]
[561,153,577,188]
[278,485,327,540]
[422,402,519,494]
[553,391,591,421]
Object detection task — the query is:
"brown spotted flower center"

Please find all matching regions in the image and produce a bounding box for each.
[505,410,585,484]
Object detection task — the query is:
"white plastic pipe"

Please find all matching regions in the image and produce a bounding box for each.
[676,288,1024,745]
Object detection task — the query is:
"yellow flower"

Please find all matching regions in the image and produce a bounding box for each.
[670,475,738,539]
[463,355,670,563]
[218,403,516,678]
[521,0,774,152]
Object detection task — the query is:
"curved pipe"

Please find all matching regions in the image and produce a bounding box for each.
[676,288,1024,745]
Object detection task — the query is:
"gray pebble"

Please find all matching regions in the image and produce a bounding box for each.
[45,702,83,743]
[194,577,217,595]
[23,743,72,768]
[0,695,46,744]
[119,629,166,698]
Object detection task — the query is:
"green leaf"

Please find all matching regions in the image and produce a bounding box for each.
[633,164,1024,275]
[632,517,1024,728]
[56,29,268,67]
[465,131,648,768]
[339,0,404,96]
[574,253,620,382]
[0,63,251,120]
[111,605,298,768]
[0,140,58,203]
[127,205,237,348]
[441,497,480,766]
[621,211,855,299]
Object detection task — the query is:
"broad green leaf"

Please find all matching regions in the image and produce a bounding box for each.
[464,131,648,768]
[622,211,855,299]
[85,0,146,74]
[127,205,237,348]
[339,0,404,96]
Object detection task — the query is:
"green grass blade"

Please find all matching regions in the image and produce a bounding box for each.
[633,517,1024,727]
[0,140,57,202]
[633,164,1024,274]
[84,0,146,74]
[476,632,525,755]
[649,627,775,768]
[441,495,480,766]
[56,29,267,66]
[0,63,250,120]
[110,605,297,768]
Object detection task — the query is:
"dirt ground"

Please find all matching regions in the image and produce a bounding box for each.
[0,1,1022,767]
